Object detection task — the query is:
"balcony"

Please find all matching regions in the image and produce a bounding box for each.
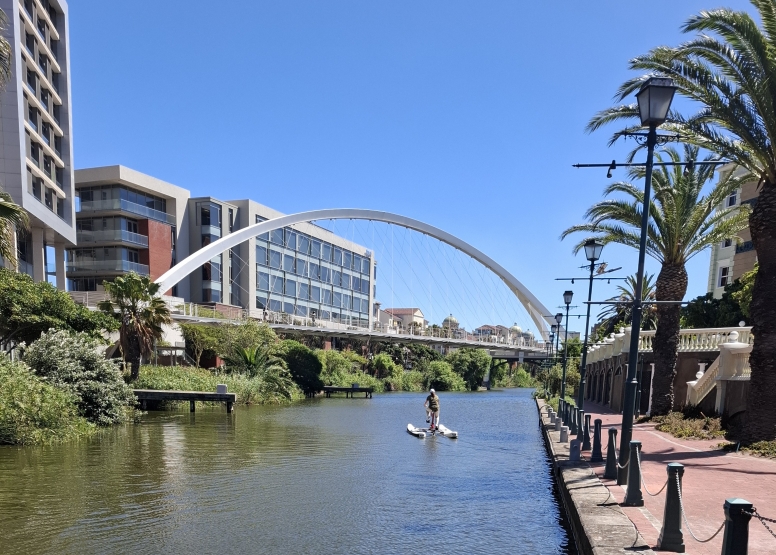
[76,229,149,247]
[66,259,149,275]
[77,198,176,225]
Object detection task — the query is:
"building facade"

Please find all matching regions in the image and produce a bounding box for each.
[1,0,75,287]
[707,164,759,298]
[69,166,377,329]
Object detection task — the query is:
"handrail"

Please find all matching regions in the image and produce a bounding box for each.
[686,356,721,406]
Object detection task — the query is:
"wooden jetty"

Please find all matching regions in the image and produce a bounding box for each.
[322,385,373,398]
[133,389,236,412]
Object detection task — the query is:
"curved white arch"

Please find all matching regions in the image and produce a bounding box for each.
[155,209,555,335]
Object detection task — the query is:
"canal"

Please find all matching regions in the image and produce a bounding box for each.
[0,388,575,554]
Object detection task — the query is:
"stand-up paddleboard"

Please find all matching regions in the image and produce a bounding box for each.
[407,423,458,439]
[407,423,426,438]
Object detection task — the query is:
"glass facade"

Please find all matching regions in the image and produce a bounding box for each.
[255,222,371,326]
[77,185,173,224]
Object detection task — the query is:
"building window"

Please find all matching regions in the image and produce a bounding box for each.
[719,266,731,288]
[26,69,36,93]
[52,103,61,124]
[310,285,320,302]
[311,240,321,258]
[228,208,234,232]
[28,105,38,131]
[270,275,283,294]
[257,271,269,291]
[44,187,53,209]
[256,245,268,265]
[322,243,332,262]
[41,89,49,111]
[298,235,310,254]
[37,16,47,41]
[23,0,32,18]
[723,238,733,248]
[51,71,59,93]
[727,191,738,207]
[54,135,61,155]
[309,262,320,280]
[56,197,64,218]
[284,278,296,296]
[38,53,48,75]
[285,229,296,250]
[269,250,281,269]
[283,254,294,273]
[333,248,343,266]
[25,32,35,55]
[50,39,59,61]
[295,259,307,277]
[270,228,283,245]
[31,177,41,199]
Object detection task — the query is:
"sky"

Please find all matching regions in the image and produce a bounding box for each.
[67,0,756,334]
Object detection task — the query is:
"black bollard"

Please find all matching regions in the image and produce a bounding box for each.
[576,410,585,443]
[570,407,577,435]
[720,498,753,555]
[582,413,592,451]
[623,440,644,506]
[657,463,685,552]
[604,428,618,479]
[590,419,603,462]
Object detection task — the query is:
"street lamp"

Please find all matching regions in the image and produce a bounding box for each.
[560,291,573,400]
[554,313,563,364]
[577,238,604,412]
[618,76,676,488]
[550,324,558,358]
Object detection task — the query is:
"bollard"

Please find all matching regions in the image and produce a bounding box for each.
[576,410,586,443]
[582,413,592,451]
[590,419,603,462]
[720,498,753,555]
[559,400,564,422]
[549,411,556,425]
[657,463,685,552]
[623,440,644,506]
[554,416,562,432]
[570,407,578,435]
[569,439,581,461]
[560,426,569,443]
[604,428,618,479]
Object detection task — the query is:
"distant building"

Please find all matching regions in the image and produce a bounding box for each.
[707,163,759,299]
[384,307,425,331]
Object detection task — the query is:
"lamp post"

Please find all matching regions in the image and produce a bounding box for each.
[550,325,558,360]
[554,315,562,365]
[618,76,677,486]
[577,239,604,410]
[560,291,573,400]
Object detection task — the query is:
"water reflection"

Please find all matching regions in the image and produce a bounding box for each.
[0,389,575,554]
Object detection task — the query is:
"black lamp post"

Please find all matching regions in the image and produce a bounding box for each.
[618,76,677,487]
[560,291,573,400]
[554,314,562,365]
[577,239,604,410]
[550,325,558,359]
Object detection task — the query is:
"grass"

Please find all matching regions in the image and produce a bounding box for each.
[719,440,776,459]
[134,365,303,405]
[652,411,725,440]
[534,392,576,412]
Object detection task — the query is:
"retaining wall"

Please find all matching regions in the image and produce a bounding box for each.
[536,399,654,555]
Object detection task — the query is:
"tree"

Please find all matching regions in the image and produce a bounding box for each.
[562,337,583,361]
[0,268,116,349]
[423,360,466,392]
[733,264,757,319]
[224,344,294,399]
[562,146,750,415]
[278,340,323,394]
[99,273,172,381]
[218,320,278,359]
[179,323,221,367]
[596,274,657,337]
[585,2,776,441]
[681,281,747,329]
[446,348,492,391]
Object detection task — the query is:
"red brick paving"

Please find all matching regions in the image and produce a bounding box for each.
[580,400,776,554]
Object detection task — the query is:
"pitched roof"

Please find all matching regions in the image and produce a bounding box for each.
[384,308,424,316]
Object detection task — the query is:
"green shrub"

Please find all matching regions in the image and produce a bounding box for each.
[0,356,94,445]
[654,411,724,440]
[23,330,136,425]
[423,360,466,392]
[446,348,491,391]
[494,367,538,388]
[400,370,425,392]
[135,365,302,404]
[279,340,324,393]
[316,350,384,392]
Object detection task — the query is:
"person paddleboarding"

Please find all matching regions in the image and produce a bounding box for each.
[424,388,440,432]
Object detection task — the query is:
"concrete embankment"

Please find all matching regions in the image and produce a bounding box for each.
[536,399,654,555]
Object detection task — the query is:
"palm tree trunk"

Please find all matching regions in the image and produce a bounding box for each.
[127,333,142,381]
[650,263,688,416]
[741,183,776,444]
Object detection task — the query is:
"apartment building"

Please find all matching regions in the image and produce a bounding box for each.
[707,164,759,298]
[0,0,75,286]
[69,166,190,298]
[70,166,377,329]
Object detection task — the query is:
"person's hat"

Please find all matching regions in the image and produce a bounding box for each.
[430,388,435,393]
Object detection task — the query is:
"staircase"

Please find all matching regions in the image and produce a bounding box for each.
[686,355,720,406]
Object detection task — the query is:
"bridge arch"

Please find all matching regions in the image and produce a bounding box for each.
[154,209,555,334]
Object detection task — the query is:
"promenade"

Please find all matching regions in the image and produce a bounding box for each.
[582,400,776,554]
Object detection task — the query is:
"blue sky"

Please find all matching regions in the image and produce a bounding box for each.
[68,0,755,333]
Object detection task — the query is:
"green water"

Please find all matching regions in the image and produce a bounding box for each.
[0,388,575,554]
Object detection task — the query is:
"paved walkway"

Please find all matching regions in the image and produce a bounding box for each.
[579,400,776,554]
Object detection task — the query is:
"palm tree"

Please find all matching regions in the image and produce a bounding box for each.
[562,145,750,415]
[0,9,12,88]
[586,1,776,442]
[596,273,658,338]
[99,273,172,381]
[0,190,28,267]
[225,345,294,399]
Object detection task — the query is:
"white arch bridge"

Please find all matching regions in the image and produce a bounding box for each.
[155,209,555,354]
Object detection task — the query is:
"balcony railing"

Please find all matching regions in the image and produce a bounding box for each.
[76,229,149,247]
[66,260,149,275]
[77,198,176,224]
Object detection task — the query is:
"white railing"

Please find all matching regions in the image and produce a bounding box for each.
[636,327,752,353]
[730,352,751,380]
[686,356,721,406]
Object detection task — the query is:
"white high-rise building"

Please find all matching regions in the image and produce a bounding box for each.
[0,0,75,287]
